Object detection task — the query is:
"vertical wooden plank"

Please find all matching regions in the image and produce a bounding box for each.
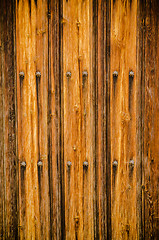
[111,0,138,239]
[0,2,4,238]
[49,0,62,238]
[16,0,41,238]
[62,0,95,238]
[95,0,111,239]
[1,0,18,238]
[143,0,159,238]
[78,0,94,239]
[92,1,98,238]
[136,0,145,239]
[95,0,108,238]
[62,0,79,239]
[36,0,50,238]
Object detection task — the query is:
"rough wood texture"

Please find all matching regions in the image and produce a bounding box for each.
[62,0,94,239]
[0,0,159,239]
[143,0,159,239]
[50,0,62,238]
[0,0,18,239]
[111,0,138,239]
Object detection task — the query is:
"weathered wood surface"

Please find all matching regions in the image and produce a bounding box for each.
[0,0,158,239]
[0,0,18,239]
[111,0,138,239]
[143,0,159,239]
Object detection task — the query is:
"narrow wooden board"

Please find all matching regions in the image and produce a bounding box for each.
[16,0,40,238]
[36,0,50,238]
[111,0,138,239]
[1,0,18,239]
[143,0,159,238]
[49,0,62,238]
[62,0,79,238]
[78,0,94,239]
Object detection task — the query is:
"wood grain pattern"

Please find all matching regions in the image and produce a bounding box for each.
[143,0,159,238]
[0,4,4,238]
[16,0,41,238]
[62,1,95,239]
[0,0,158,239]
[0,0,18,239]
[111,0,138,239]
[50,0,62,238]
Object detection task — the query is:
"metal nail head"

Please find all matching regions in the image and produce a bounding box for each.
[129,159,134,170]
[113,160,118,168]
[83,161,89,168]
[19,71,25,79]
[82,71,88,78]
[21,161,26,167]
[66,71,71,78]
[37,161,43,167]
[67,161,72,167]
[113,71,118,78]
[36,71,41,78]
[129,71,134,78]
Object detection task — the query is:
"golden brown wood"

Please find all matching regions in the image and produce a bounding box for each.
[36,0,50,238]
[78,0,94,239]
[62,1,94,239]
[0,0,159,239]
[111,0,138,239]
[16,0,40,238]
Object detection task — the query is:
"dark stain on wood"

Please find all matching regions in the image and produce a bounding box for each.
[129,73,133,110]
[20,163,26,237]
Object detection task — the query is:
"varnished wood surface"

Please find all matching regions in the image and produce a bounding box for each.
[0,0,158,239]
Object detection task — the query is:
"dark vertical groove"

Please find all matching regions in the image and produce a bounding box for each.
[137,0,146,239]
[20,166,26,238]
[36,75,40,162]
[2,0,18,238]
[129,75,133,111]
[93,0,98,238]
[47,0,52,239]
[0,0,4,237]
[28,0,31,16]
[14,0,19,237]
[60,0,65,238]
[92,0,97,239]
[106,0,111,236]
[142,0,146,239]
[34,0,37,6]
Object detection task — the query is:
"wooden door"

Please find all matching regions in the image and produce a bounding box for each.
[0,0,158,239]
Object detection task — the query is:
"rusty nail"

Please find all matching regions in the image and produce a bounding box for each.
[67,161,72,167]
[113,71,118,78]
[113,160,118,168]
[66,71,71,78]
[37,161,43,167]
[36,71,41,78]
[20,161,26,167]
[129,71,134,78]
[82,71,88,78]
[83,161,89,168]
[19,71,25,79]
[129,159,134,170]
